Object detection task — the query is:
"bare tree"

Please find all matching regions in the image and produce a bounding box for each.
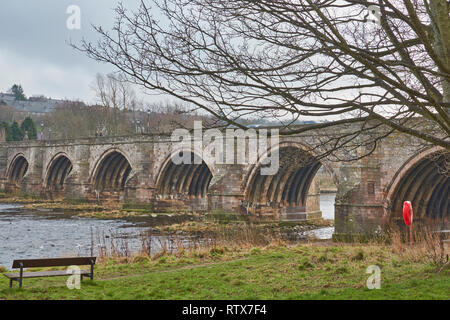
[75,0,449,160]
[0,105,19,123]
[43,101,108,139]
[93,73,140,135]
[142,101,214,133]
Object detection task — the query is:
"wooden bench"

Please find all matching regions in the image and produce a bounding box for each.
[3,257,96,288]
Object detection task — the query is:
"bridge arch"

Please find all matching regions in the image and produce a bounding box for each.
[7,154,29,187]
[44,153,73,192]
[385,146,449,220]
[156,150,213,199]
[243,142,330,218]
[91,149,132,192]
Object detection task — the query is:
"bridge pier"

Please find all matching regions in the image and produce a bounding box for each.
[208,164,246,214]
[334,157,387,240]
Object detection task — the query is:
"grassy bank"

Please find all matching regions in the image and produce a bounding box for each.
[1,243,448,300]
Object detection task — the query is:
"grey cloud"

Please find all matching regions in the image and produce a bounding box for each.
[0,0,142,101]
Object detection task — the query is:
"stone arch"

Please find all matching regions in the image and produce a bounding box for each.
[385,146,449,220]
[7,154,29,186]
[156,151,213,199]
[243,141,336,190]
[91,149,132,192]
[243,141,332,218]
[44,153,73,191]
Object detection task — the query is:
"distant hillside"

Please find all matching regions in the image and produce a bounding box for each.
[0,92,64,114]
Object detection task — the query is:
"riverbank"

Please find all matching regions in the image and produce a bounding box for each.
[0,243,448,300]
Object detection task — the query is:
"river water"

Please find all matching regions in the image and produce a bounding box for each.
[0,204,175,268]
[303,193,335,240]
[0,194,336,268]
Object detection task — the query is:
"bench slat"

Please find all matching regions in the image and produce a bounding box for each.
[4,270,90,279]
[12,257,96,268]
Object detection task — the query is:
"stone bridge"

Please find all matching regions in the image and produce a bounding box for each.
[0,126,448,238]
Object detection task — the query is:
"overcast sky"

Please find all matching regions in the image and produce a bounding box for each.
[0,0,142,104]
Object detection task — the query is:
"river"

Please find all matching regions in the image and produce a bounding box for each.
[0,193,336,268]
[0,203,174,268]
[303,193,336,240]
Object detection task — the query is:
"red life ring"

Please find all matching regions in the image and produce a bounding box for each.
[402,201,413,226]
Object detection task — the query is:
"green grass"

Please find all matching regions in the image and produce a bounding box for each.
[0,244,448,300]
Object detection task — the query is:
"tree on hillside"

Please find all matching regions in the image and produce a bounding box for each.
[20,117,37,140]
[10,121,24,141]
[43,101,102,139]
[93,73,140,136]
[76,0,449,161]
[10,84,26,101]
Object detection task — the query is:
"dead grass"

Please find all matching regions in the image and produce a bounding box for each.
[387,219,449,270]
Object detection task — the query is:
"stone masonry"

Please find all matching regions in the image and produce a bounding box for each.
[0,127,447,238]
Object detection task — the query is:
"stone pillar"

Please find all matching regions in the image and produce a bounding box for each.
[305,175,322,220]
[0,127,6,142]
[64,145,92,202]
[0,146,7,191]
[334,160,386,240]
[21,148,44,196]
[127,142,157,206]
[208,163,245,213]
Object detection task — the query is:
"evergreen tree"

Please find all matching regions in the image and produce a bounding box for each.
[20,117,37,140]
[10,84,26,101]
[10,121,24,141]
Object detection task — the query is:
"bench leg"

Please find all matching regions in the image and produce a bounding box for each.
[19,264,23,288]
[90,262,94,280]
[9,279,13,288]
